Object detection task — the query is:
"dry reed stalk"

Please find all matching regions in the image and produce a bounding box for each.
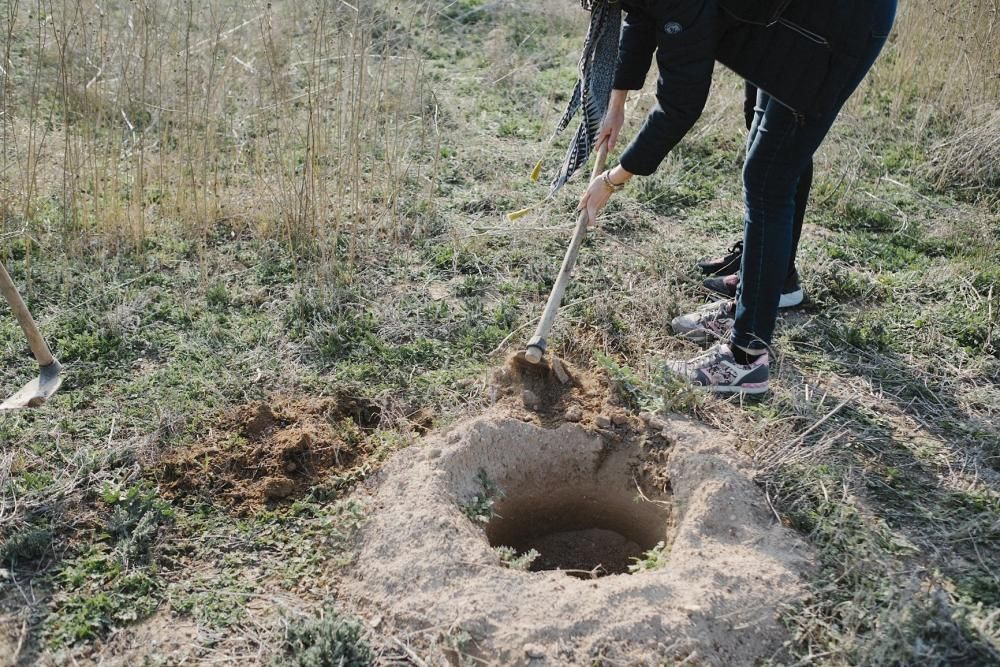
[886,1,1000,114]
[2,1,993,255]
[3,1,436,260]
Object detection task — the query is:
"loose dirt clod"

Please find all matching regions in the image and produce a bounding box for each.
[524,644,545,659]
[505,352,578,405]
[500,352,607,427]
[521,389,540,410]
[551,357,571,385]
[161,393,381,512]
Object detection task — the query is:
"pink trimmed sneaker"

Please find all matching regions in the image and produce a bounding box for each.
[670,300,735,342]
[664,343,769,394]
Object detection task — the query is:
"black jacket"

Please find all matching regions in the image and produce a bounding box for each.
[615,0,886,175]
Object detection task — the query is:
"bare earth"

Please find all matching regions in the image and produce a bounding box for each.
[344,363,815,665]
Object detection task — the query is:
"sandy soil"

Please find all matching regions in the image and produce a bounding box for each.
[343,361,815,665]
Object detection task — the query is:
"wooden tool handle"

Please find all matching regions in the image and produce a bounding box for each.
[0,261,56,367]
[525,141,609,363]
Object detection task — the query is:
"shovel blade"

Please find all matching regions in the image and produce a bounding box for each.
[0,361,62,411]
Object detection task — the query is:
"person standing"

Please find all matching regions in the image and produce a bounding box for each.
[579,0,897,394]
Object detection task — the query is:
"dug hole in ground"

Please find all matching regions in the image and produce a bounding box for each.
[344,358,815,665]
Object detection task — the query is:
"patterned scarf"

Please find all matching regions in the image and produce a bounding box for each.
[549,0,622,195]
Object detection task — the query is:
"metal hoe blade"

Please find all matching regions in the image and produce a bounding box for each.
[1,260,64,412]
[1,360,63,411]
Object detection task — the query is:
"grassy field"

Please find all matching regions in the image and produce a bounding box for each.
[1,0,998,664]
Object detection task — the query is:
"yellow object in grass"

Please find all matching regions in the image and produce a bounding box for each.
[507,205,536,221]
[530,159,543,182]
[506,160,544,220]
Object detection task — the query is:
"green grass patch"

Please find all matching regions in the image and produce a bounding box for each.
[45,548,163,646]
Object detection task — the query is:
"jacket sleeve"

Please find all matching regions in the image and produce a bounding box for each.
[613,7,657,91]
[619,2,718,176]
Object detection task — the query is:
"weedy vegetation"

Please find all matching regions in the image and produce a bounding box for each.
[0,0,997,664]
[273,609,373,667]
[628,541,669,574]
[494,545,540,572]
[461,468,503,524]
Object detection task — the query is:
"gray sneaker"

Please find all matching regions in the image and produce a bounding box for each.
[671,301,735,342]
[664,344,769,394]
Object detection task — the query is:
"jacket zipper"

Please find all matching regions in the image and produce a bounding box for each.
[777,18,830,47]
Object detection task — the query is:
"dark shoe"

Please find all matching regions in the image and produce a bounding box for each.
[697,240,742,276]
[703,271,805,309]
[703,274,740,299]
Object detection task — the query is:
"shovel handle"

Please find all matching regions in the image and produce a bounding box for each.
[0,261,56,367]
[525,141,609,363]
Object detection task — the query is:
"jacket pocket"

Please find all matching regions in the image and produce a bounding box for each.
[745,21,832,112]
[718,5,876,114]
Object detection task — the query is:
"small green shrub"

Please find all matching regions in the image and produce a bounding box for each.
[168,572,253,629]
[833,316,897,353]
[205,281,231,310]
[494,545,539,571]
[461,469,502,524]
[46,550,162,646]
[596,353,650,411]
[100,483,175,565]
[273,610,373,667]
[1,526,53,564]
[628,541,669,573]
[597,353,704,415]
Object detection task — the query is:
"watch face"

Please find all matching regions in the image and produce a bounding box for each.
[664,21,683,35]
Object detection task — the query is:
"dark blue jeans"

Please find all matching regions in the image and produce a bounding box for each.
[744,82,811,283]
[732,0,897,353]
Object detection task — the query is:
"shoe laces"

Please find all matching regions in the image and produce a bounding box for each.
[689,344,728,366]
[698,300,735,317]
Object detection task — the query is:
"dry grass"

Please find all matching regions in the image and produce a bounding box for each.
[3,1,995,247]
[1,0,437,255]
[928,105,1000,197]
[879,0,1000,114]
[868,0,1000,202]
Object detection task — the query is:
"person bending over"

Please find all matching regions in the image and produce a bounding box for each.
[580,0,896,394]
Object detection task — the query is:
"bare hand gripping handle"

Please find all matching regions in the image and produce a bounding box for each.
[524,142,609,364]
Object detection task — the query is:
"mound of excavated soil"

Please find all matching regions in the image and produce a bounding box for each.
[344,363,814,665]
[498,353,610,428]
[161,394,381,512]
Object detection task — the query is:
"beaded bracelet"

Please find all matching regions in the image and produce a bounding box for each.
[602,170,626,193]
